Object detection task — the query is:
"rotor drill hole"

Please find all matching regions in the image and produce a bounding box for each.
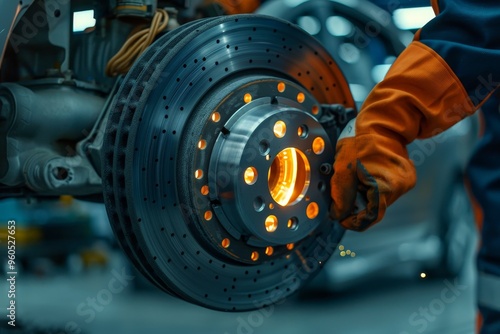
[244,93,252,103]
[211,112,221,122]
[201,185,209,196]
[204,211,213,221]
[265,246,274,256]
[198,139,207,150]
[297,92,306,103]
[312,105,319,115]
[277,82,286,93]
[195,169,204,179]
[222,238,230,248]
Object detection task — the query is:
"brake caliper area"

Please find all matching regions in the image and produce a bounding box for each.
[102,14,355,311]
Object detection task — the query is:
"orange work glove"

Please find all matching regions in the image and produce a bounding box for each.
[199,0,260,16]
[330,41,477,231]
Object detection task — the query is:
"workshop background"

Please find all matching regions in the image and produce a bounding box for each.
[1,0,479,333]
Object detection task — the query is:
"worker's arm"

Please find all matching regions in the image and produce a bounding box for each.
[330,0,500,231]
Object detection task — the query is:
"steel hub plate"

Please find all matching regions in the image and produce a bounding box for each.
[102,14,354,311]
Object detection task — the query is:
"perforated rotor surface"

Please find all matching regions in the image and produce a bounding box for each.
[102,14,353,311]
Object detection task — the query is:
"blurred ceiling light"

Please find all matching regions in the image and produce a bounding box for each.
[326,16,353,37]
[339,43,360,64]
[297,16,321,35]
[349,84,369,103]
[393,6,435,30]
[371,64,392,83]
[73,10,96,33]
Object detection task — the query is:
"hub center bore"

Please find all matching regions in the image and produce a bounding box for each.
[207,80,335,249]
[268,147,311,207]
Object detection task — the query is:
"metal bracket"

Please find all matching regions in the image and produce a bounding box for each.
[319,103,356,147]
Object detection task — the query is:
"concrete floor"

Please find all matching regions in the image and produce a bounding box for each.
[1,250,476,334]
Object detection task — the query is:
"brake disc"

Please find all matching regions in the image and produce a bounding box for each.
[102,14,355,311]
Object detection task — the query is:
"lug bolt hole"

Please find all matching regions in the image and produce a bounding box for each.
[287,217,299,230]
[265,215,278,233]
[259,140,270,156]
[306,202,319,219]
[318,182,326,192]
[273,121,286,138]
[244,167,258,185]
[297,125,309,138]
[312,137,325,155]
[254,197,265,212]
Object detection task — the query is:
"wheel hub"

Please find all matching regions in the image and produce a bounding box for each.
[199,78,334,260]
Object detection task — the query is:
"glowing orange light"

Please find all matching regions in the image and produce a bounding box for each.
[286,243,294,250]
[198,139,207,150]
[265,215,278,233]
[244,167,258,185]
[195,169,204,179]
[277,82,286,93]
[244,93,252,103]
[201,185,209,196]
[297,92,305,103]
[211,112,221,122]
[312,137,325,155]
[222,238,230,248]
[297,125,308,138]
[312,105,319,115]
[287,218,298,230]
[306,202,319,219]
[273,120,287,138]
[265,246,274,256]
[251,251,259,261]
[268,148,310,206]
[204,210,213,220]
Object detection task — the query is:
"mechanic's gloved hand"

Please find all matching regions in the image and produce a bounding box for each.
[329,41,478,231]
[197,0,260,17]
[330,118,417,231]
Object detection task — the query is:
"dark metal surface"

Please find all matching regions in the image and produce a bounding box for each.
[102,14,354,311]
[0,81,106,196]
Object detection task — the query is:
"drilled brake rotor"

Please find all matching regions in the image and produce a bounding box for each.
[102,14,355,311]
